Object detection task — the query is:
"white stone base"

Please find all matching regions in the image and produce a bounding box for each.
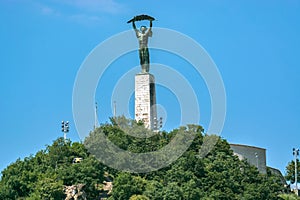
[135,73,157,130]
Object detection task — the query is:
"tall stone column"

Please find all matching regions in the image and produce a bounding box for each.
[135,73,157,130]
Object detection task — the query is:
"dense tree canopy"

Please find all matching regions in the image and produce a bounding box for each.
[0,117,286,199]
[0,138,104,199]
[86,117,285,200]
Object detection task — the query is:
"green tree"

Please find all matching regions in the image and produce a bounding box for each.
[26,174,64,200]
[111,173,146,200]
[161,182,183,200]
[143,180,163,200]
[285,159,300,184]
[0,138,104,199]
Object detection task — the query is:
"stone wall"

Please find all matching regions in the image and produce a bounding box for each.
[230,144,267,174]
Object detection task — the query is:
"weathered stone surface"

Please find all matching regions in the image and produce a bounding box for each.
[230,144,267,174]
[64,184,87,200]
[135,73,157,129]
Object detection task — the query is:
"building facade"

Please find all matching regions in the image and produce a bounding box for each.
[230,144,267,174]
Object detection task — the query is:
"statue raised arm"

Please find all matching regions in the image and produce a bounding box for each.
[128,15,155,73]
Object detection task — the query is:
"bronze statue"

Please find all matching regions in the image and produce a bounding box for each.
[128,15,155,73]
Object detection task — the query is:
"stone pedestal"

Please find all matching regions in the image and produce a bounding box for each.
[135,73,157,130]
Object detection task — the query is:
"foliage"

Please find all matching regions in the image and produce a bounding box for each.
[86,117,285,200]
[0,117,287,199]
[129,194,150,200]
[111,173,146,200]
[279,193,300,200]
[26,174,64,200]
[0,138,104,199]
[285,159,300,183]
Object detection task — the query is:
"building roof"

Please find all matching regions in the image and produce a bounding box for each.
[230,143,266,151]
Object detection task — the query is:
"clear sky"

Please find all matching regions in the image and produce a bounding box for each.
[0,0,299,175]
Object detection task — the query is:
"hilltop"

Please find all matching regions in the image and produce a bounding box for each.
[0,117,285,199]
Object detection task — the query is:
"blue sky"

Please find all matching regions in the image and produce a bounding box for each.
[0,0,299,175]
